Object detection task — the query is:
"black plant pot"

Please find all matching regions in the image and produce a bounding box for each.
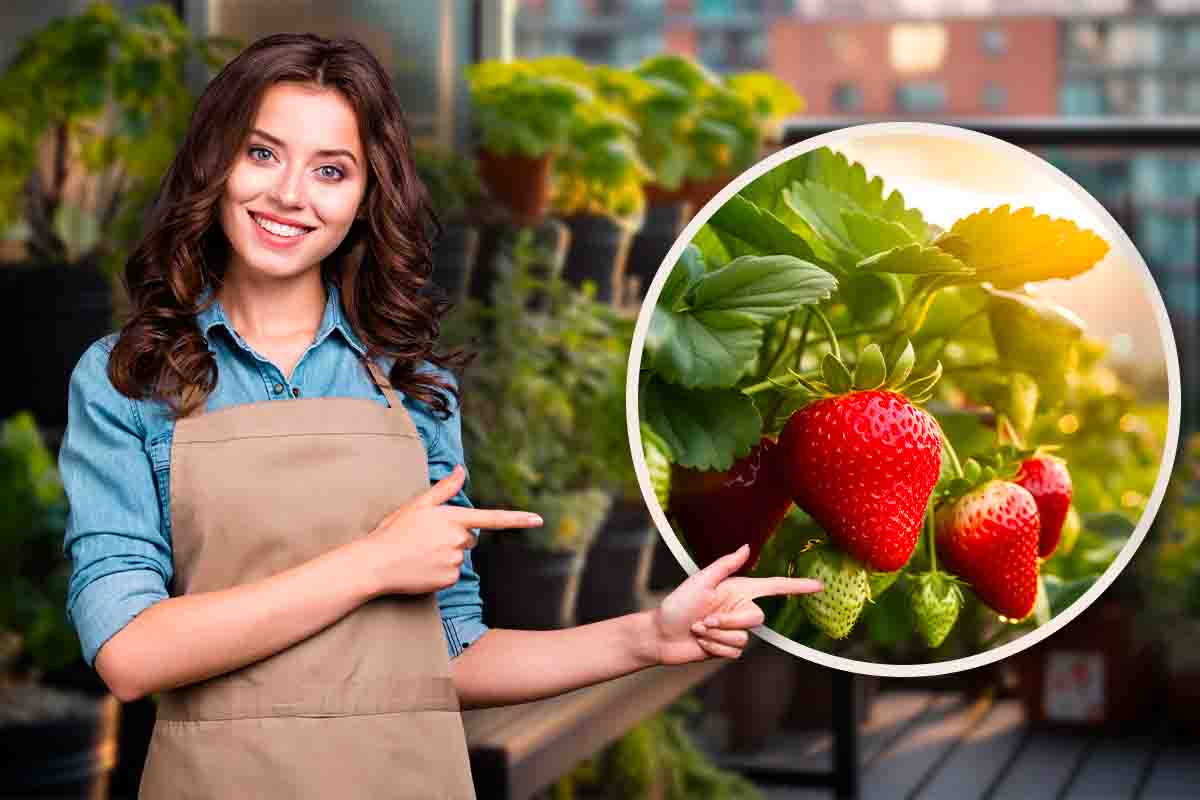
[474,536,586,630]
[575,499,656,624]
[646,531,689,592]
[0,263,114,434]
[625,202,690,303]
[0,685,120,799]
[560,214,635,305]
[432,223,479,305]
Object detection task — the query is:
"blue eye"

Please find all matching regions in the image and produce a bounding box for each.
[318,165,345,181]
[248,146,273,162]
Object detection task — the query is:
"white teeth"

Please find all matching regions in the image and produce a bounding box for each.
[253,214,309,237]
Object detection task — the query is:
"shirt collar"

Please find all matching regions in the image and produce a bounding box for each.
[196,279,369,357]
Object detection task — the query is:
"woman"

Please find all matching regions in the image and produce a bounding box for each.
[59,33,823,799]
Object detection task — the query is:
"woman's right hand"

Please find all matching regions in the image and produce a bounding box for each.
[359,465,543,596]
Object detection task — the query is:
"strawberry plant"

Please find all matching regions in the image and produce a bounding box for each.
[638,144,1163,660]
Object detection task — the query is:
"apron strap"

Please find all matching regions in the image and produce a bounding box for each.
[361,356,402,410]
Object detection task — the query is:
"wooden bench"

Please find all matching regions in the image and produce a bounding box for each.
[462,659,726,799]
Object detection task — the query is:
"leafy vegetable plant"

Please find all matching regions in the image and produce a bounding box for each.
[640,145,1135,658]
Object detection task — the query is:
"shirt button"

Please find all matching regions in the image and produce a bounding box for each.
[292,387,301,397]
[273,383,284,395]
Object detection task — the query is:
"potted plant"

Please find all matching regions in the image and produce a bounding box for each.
[0,2,236,435]
[553,695,764,800]
[1134,432,1200,734]
[443,230,625,630]
[0,411,121,798]
[413,145,488,304]
[463,58,590,227]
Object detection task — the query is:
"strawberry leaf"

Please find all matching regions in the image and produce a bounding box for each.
[640,379,762,470]
[857,241,972,276]
[707,193,825,270]
[688,254,838,325]
[1043,573,1099,617]
[641,424,673,510]
[790,146,928,241]
[939,204,1110,288]
[647,306,762,388]
[660,244,705,309]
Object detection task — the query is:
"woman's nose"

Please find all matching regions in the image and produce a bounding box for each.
[269,166,306,208]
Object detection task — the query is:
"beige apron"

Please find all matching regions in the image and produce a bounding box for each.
[138,356,477,799]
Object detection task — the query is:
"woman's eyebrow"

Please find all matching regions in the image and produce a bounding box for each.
[249,128,359,166]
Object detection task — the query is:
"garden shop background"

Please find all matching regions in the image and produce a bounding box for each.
[1,2,1198,800]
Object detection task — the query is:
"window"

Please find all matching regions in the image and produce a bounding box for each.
[894,81,947,113]
[981,81,1007,111]
[980,27,1007,57]
[889,23,948,74]
[1059,79,1105,115]
[832,82,863,113]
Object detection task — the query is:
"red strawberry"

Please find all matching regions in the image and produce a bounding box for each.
[936,480,1040,620]
[669,438,793,574]
[774,390,942,572]
[1014,455,1072,558]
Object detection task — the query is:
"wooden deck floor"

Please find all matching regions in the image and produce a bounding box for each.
[697,690,1199,800]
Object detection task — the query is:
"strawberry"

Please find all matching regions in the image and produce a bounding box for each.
[794,545,869,639]
[909,571,964,648]
[935,480,1040,620]
[775,389,942,572]
[1013,455,1072,558]
[669,437,793,574]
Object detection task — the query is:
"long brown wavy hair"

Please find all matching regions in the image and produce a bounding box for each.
[109,32,468,419]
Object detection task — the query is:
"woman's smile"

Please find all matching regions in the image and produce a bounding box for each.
[248,209,317,249]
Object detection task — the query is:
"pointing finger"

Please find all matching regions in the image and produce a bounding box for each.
[414,465,467,509]
[451,507,544,531]
[744,576,824,601]
[694,544,751,590]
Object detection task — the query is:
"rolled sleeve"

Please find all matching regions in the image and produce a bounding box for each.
[59,342,172,667]
[420,371,489,659]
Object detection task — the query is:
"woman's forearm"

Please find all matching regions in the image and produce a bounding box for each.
[450,611,661,710]
[94,538,377,702]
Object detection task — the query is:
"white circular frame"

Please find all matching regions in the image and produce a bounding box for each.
[625,121,1183,677]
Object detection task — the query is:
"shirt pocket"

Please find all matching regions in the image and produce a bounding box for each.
[146,432,173,541]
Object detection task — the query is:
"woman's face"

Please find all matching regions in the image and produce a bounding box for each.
[219,81,367,282]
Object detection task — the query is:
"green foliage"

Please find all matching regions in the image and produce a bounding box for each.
[638,143,1145,659]
[442,229,631,551]
[0,413,79,675]
[464,58,591,159]
[554,695,763,800]
[0,2,238,274]
[412,145,487,224]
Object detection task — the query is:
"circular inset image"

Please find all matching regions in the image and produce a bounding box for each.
[627,122,1181,677]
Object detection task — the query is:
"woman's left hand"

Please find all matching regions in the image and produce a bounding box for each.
[650,543,823,665]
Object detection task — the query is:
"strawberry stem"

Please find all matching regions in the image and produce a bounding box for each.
[938,424,965,479]
[998,414,1027,449]
[792,310,814,371]
[925,505,938,573]
[809,306,840,361]
[760,309,799,380]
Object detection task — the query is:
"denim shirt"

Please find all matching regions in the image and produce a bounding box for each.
[59,281,488,667]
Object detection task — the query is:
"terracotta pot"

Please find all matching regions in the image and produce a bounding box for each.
[680,175,735,217]
[476,149,553,225]
[643,182,689,207]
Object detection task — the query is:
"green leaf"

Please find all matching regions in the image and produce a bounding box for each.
[853,344,887,390]
[706,193,823,269]
[660,244,705,308]
[1043,574,1099,618]
[690,225,733,269]
[822,352,853,394]
[857,241,971,276]
[887,339,915,387]
[640,379,762,470]
[688,255,837,325]
[641,424,673,510]
[647,306,762,389]
[795,147,928,241]
[986,287,1085,377]
[842,271,902,327]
